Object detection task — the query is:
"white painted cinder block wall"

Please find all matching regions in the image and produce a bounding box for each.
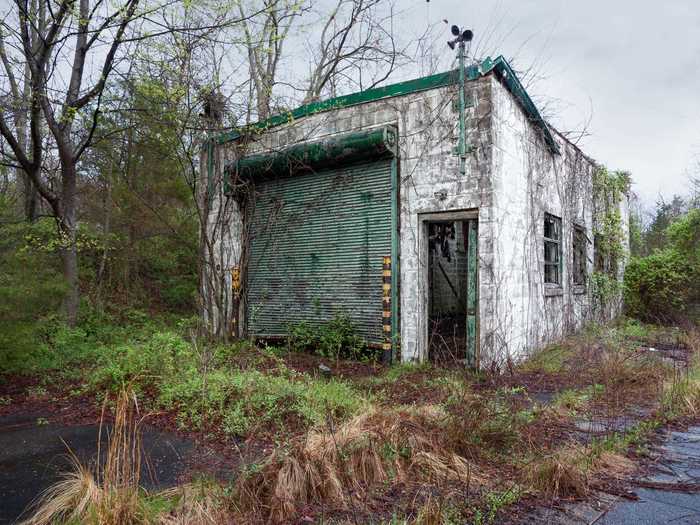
[488,75,627,364]
[204,71,626,365]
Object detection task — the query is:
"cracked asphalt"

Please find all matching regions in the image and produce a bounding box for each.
[599,426,700,524]
[0,411,193,524]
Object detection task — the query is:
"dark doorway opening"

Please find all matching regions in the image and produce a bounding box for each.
[427,219,477,363]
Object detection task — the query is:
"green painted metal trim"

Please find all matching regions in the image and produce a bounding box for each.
[216,69,464,145]
[390,156,400,362]
[227,126,397,185]
[466,219,478,367]
[478,56,560,154]
[215,56,558,155]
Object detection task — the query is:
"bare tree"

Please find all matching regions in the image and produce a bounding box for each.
[0,19,36,220]
[302,0,399,103]
[237,0,306,120]
[0,0,140,324]
[237,0,403,120]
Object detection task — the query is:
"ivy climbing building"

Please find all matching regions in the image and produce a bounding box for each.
[200,55,630,367]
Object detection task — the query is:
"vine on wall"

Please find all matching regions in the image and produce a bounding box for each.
[591,166,630,311]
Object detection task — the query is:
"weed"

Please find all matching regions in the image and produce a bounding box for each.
[26,385,48,398]
[519,344,571,374]
[286,313,376,361]
[384,361,433,381]
[525,448,589,499]
[232,405,483,523]
[443,389,525,457]
[472,487,521,525]
[159,366,366,436]
[553,384,605,415]
[616,318,655,341]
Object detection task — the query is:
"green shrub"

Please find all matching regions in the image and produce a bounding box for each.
[158,366,365,436]
[89,331,193,391]
[287,313,375,361]
[624,249,693,322]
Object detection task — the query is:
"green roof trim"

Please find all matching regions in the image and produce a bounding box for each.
[216,55,559,154]
[478,56,559,153]
[215,68,464,144]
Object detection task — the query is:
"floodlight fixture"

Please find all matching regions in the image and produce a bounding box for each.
[451,25,460,36]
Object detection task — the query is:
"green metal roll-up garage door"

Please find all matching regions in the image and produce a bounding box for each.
[246,158,392,343]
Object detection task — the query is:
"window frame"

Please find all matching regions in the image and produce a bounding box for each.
[572,224,587,287]
[544,213,562,286]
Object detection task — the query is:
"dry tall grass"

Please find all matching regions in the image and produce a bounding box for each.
[233,405,483,523]
[525,447,590,500]
[21,387,145,525]
[157,483,231,525]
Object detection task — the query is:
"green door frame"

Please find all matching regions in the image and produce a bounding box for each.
[465,219,478,368]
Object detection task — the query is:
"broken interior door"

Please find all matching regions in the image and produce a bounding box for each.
[427,218,477,365]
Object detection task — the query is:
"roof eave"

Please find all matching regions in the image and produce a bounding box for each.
[216,56,560,155]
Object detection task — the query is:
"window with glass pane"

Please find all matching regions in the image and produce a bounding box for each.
[544,214,561,285]
[573,225,586,285]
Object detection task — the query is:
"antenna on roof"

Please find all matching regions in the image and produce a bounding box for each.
[445,22,473,176]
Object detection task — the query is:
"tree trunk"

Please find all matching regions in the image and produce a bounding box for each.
[59,158,79,326]
[60,238,79,326]
[22,174,38,221]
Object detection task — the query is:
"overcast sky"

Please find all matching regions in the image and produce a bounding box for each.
[394,0,700,206]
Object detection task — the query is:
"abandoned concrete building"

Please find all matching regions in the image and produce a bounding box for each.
[201,55,629,366]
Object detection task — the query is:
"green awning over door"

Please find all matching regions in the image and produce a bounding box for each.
[246,158,393,342]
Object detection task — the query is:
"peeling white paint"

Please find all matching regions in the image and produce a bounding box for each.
[202,71,628,366]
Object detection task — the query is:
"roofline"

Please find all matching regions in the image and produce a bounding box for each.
[480,56,559,153]
[216,55,559,154]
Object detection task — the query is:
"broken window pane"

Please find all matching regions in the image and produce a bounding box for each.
[544,213,561,285]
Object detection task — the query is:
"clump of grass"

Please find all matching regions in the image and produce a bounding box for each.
[525,447,589,499]
[159,366,366,436]
[526,444,635,502]
[232,405,483,523]
[595,451,635,477]
[157,480,231,525]
[443,388,527,457]
[592,347,666,398]
[21,388,233,525]
[519,344,571,374]
[662,337,700,417]
[553,384,605,415]
[413,494,462,525]
[22,387,145,524]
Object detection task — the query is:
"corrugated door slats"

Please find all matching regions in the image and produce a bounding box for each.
[247,159,392,343]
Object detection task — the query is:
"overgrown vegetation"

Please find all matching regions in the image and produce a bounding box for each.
[8,310,700,524]
[22,387,231,525]
[591,167,631,314]
[286,313,377,361]
[625,208,700,322]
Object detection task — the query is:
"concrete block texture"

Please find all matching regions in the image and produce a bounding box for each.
[202,72,626,366]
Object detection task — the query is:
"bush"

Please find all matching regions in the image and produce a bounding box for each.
[287,313,374,361]
[625,208,700,323]
[624,249,694,322]
[158,366,365,436]
[89,331,193,392]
